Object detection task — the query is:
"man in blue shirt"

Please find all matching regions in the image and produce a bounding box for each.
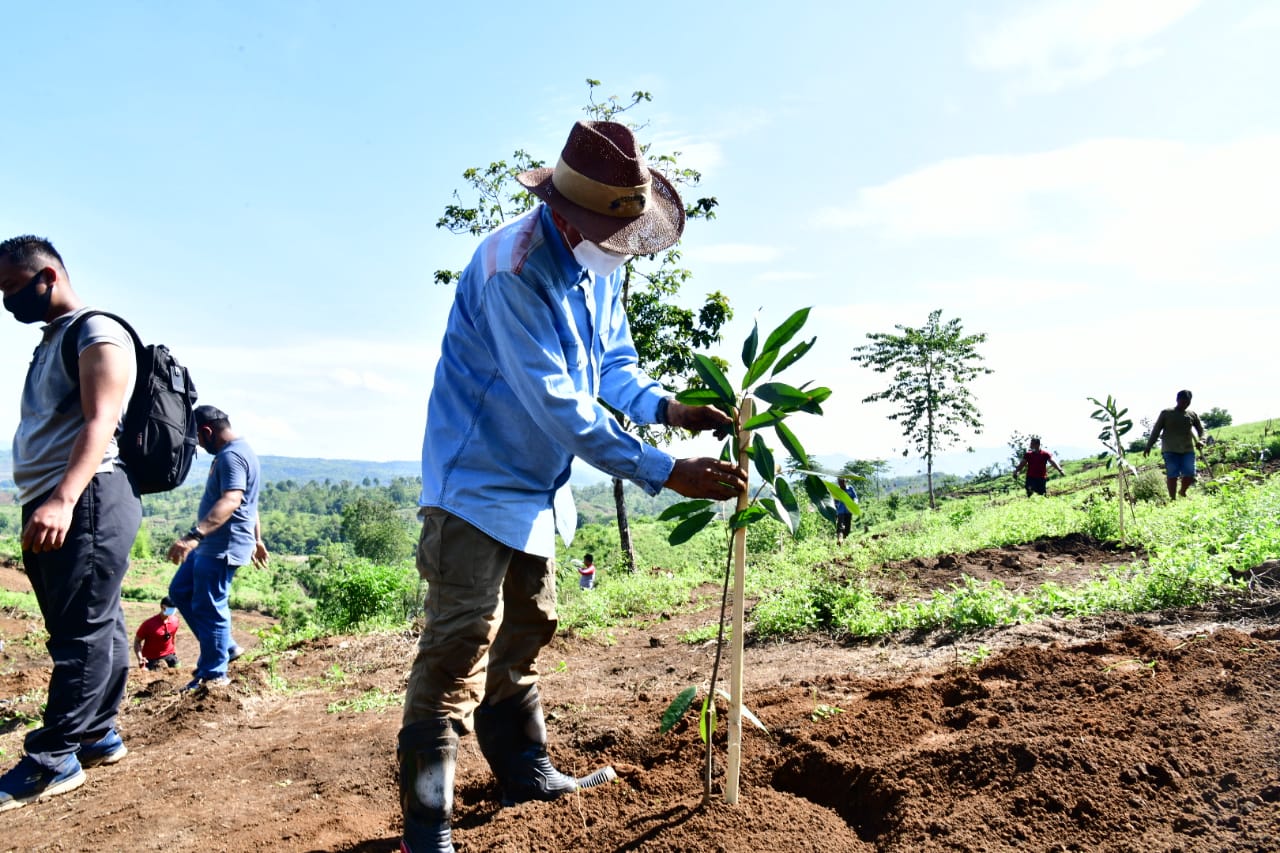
[166,405,267,691]
[834,477,859,545]
[400,120,746,853]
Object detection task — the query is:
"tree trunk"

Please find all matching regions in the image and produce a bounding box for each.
[613,476,636,572]
[927,455,936,510]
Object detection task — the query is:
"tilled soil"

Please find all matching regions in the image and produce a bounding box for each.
[3,537,1280,852]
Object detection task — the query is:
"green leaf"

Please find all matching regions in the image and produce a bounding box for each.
[699,694,716,743]
[761,307,811,356]
[660,686,697,734]
[774,476,800,518]
[755,382,809,410]
[805,475,837,523]
[771,336,816,378]
[730,505,769,529]
[675,388,724,406]
[668,510,716,545]
[741,319,759,369]
[825,479,861,516]
[774,421,807,468]
[760,497,793,534]
[741,347,779,390]
[741,409,785,431]
[693,354,736,409]
[714,687,769,733]
[751,433,775,484]
[658,499,713,521]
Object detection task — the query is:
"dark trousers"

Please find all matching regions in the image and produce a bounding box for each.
[21,468,141,771]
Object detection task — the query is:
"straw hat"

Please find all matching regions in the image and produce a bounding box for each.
[516,121,685,255]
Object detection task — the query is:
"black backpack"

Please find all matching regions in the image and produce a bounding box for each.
[58,311,199,494]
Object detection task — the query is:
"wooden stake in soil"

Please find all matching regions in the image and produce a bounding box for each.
[725,398,752,805]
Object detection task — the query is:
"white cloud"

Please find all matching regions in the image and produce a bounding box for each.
[815,135,1280,283]
[970,0,1202,94]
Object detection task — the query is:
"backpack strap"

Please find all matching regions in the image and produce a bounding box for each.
[56,310,144,414]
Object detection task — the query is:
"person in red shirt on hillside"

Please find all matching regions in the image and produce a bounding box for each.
[1015,437,1065,497]
[134,596,181,670]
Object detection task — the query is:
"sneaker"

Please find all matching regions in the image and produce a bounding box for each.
[78,730,127,768]
[0,755,86,812]
[203,675,231,688]
[227,644,244,663]
[182,677,203,692]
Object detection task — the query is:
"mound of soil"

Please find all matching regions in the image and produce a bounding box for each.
[3,543,1280,852]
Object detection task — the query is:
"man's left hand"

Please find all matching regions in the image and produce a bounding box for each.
[666,400,733,440]
[167,537,197,565]
[21,496,76,553]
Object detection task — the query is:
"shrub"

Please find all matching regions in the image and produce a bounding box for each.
[1131,470,1169,504]
[315,558,421,632]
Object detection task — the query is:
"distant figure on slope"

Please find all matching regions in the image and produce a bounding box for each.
[134,596,181,670]
[1143,389,1205,500]
[577,553,597,590]
[166,406,267,692]
[400,119,746,853]
[834,478,859,544]
[1015,437,1065,497]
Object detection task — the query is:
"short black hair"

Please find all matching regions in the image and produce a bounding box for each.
[194,404,231,430]
[1177,390,1193,403]
[0,235,66,272]
[583,553,594,562]
[161,595,175,608]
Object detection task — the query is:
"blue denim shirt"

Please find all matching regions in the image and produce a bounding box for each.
[419,205,675,557]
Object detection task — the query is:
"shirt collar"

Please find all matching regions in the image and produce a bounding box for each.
[539,204,589,284]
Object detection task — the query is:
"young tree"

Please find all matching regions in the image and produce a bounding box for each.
[340,494,411,564]
[840,458,889,496]
[852,309,992,509]
[434,79,731,571]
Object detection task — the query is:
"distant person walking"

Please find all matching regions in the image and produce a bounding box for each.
[834,478,859,544]
[577,553,597,590]
[134,596,181,670]
[166,406,266,691]
[0,236,141,811]
[1015,437,1065,497]
[1143,390,1206,500]
[400,119,746,853]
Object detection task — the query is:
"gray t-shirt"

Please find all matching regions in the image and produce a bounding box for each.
[12,308,135,505]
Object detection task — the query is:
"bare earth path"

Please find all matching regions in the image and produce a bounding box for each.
[2,538,1279,852]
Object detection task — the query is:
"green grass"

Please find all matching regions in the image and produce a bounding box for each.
[326,688,403,714]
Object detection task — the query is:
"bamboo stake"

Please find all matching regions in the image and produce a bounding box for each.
[725,398,752,804]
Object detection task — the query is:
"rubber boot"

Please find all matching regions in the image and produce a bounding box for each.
[398,719,458,853]
[473,684,617,807]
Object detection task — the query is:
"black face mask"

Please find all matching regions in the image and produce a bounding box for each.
[3,272,53,324]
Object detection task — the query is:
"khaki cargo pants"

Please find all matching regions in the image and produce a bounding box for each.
[403,508,558,731]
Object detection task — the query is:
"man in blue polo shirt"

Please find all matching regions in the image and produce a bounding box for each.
[166,405,267,691]
[399,120,746,852]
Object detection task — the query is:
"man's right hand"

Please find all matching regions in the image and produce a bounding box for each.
[1142,447,1151,457]
[665,458,746,500]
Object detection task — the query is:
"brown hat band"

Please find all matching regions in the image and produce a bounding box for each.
[550,157,652,218]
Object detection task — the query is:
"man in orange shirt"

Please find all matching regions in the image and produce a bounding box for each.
[134,597,181,670]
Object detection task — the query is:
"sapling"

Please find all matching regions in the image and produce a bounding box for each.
[1087,395,1137,543]
[659,307,856,804]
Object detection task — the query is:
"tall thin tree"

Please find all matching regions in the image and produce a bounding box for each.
[852,309,992,509]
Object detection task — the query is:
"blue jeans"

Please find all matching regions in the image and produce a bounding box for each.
[21,468,141,771]
[168,552,239,680]
[1162,451,1197,479]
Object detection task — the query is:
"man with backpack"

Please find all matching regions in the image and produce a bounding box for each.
[166,405,267,691]
[0,236,142,811]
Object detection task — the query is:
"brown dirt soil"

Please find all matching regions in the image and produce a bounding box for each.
[3,538,1280,852]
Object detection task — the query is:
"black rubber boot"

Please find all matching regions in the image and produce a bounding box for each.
[398,719,459,853]
[473,684,617,807]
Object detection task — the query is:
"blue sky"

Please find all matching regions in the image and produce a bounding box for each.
[3,1,1277,477]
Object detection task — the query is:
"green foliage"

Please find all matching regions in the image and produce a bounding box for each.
[340,494,413,563]
[852,310,993,509]
[1131,470,1169,504]
[314,557,421,633]
[1202,407,1233,429]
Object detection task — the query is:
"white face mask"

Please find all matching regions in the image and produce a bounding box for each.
[572,239,631,278]
[163,607,177,616]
